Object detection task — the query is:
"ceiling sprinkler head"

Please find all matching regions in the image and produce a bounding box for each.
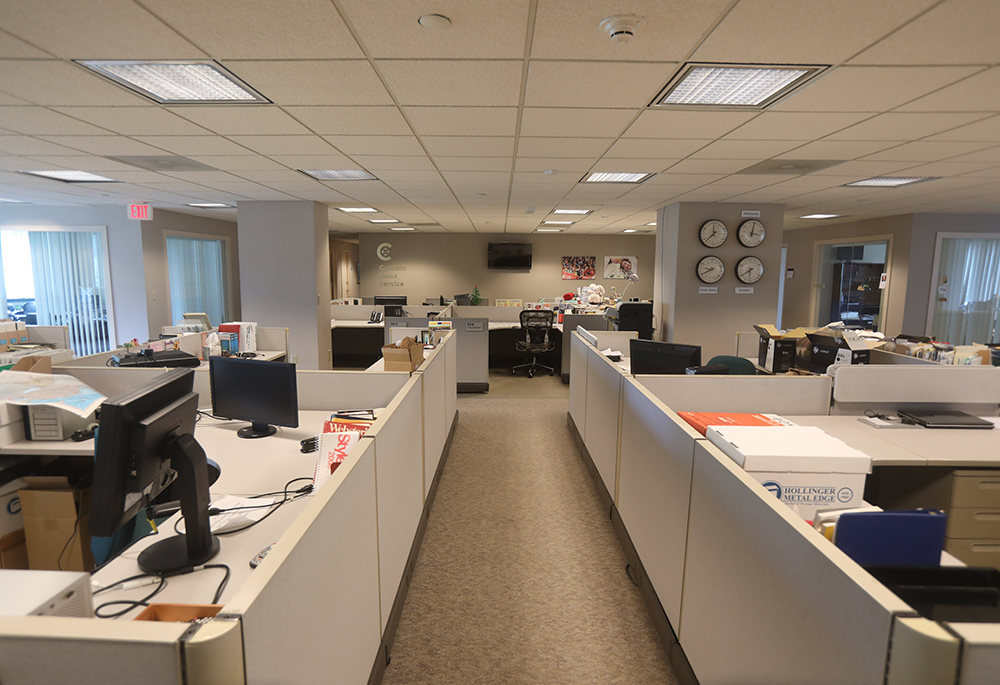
[600,15,643,44]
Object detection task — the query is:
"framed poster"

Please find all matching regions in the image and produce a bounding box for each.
[604,256,637,279]
[562,256,596,280]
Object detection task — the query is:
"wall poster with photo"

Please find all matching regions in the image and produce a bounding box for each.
[562,256,596,280]
[604,256,637,279]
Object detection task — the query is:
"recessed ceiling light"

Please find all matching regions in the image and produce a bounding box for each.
[645,222,657,226]
[543,220,573,225]
[583,172,652,183]
[800,213,841,219]
[535,228,563,233]
[655,64,825,108]
[553,209,591,215]
[20,170,117,183]
[845,176,938,187]
[389,226,416,231]
[301,169,376,181]
[369,219,399,224]
[76,60,268,104]
[188,203,231,208]
[338,207,377,213]
[0,198,29,204]
[622,229,638,233]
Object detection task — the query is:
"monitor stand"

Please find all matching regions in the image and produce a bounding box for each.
[238,421,276,439]
[138,433,220,574]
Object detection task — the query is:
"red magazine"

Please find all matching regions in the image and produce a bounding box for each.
[677,412,794,436]
[324,418,374,435]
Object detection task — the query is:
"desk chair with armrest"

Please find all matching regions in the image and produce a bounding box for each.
[706,354,757,375]
[513,310,555,378]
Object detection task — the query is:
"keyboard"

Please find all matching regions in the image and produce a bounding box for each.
[112,349,201,368]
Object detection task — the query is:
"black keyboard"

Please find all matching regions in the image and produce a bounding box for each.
[112,349,201,368]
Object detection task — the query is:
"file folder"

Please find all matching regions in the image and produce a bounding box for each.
[835,509,947,567]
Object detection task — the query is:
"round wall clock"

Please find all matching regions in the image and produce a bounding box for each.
[699,220,728,248]
[696,255,725,283]
[737,219,765,247]
[736,256,764,284]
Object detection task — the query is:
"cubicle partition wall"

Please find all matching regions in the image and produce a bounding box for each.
[636,374,833,415]
[830,364,1000,416]
[560,313,609,382]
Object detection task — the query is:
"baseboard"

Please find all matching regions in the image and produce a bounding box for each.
[425,411,458,510]
[560,373,569,384]
[458,382,489,393]
[367,642,388,685]
[567,412,613,515]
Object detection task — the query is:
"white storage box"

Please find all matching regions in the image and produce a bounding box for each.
[706,425,872,520]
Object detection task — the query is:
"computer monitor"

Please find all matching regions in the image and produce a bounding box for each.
[374,296,407,307]
[210,356,298,439]
[90,368,220,574]
[629,339,702,374]
[384,304,404,318]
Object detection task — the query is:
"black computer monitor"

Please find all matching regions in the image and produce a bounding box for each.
[629,339,702,374]
[384,304,404,318]
[374,295,407,306]
[210,356,298,439]
[90,368,220,574]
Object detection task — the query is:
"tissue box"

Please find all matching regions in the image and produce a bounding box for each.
[382,336,423,372]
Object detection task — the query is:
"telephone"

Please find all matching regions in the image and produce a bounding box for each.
[368,311,384,324]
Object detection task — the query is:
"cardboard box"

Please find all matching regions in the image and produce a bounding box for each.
[14,321,28,345]
[754,324,812,374]
[806,330,870,373]
[707,425,872,520]
[382,336,423,372]
[10,355,52,374]
[0,477,27,536]
[0,320,15,352]
[135,603,223,622]
[19,459,94,571]
[0,528,29,569]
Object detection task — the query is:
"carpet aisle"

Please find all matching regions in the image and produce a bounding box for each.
[380,394,677,684]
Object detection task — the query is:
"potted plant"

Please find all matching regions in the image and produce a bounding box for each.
[470,285,482,306]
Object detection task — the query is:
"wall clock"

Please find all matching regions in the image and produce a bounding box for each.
[736,256,764,284]
[697,255,725,283]
[737,219,765,247]
[699,219,728,248]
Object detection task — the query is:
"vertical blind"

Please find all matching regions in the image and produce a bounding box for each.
[28,230,110,357]
[166,235,228,328]
[932,237,1000,345]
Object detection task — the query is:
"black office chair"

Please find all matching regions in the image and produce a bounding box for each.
[513,310,555,378]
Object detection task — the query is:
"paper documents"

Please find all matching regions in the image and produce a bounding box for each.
[0,370,105,417]
[179,494,277,534]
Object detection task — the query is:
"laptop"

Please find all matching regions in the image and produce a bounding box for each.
[897,409,995,429]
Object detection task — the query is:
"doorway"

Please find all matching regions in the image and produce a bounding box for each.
[814,239,890,331]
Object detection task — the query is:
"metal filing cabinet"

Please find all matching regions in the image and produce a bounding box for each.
[943,470,1000,569]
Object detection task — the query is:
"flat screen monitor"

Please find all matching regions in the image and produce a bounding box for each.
[374,295,407,306]
[384,304,404,318]
[210,356,298,438]
[488,242,532,269]
[629,339,701,375]
[90,368,219,574]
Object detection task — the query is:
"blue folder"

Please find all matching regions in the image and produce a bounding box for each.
[835,509,947,567]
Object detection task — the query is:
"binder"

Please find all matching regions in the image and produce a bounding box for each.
[835,509,947,567]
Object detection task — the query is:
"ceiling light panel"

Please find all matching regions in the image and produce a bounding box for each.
[656,64,825,109]
[583,172,652,183]
[338,207,377,213]
[76,60,269,104]
[543,220,573,225]
[20,170,117,182]
[553,209,591,215]
[389,226,416,231]
[188,203,231,208]
[301,169,377,181]
[369,219,399,223]
[535,228,563,232]
[800,214,841,219]
[0,198,29,204]
[845,176,938,187]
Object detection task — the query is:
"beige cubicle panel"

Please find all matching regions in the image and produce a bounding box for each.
[680,440,911,685]
[582,343,627,505]
[635,374,832,415]
[225,440,382,685]
[415,333,457,499]
[616,379,701,627]
[950,623,1000,685]
[830,365,1000,416]
[568,333,590,434]
[54,365,168,398]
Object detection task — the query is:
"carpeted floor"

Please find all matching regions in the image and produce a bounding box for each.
[380,387,677,684]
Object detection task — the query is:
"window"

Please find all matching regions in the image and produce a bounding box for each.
[166,234,229,328]
[928,234,1000,345]
[814,239,890,331]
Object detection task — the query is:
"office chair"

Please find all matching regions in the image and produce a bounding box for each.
[513,310,555,378]
[706,355,757,375]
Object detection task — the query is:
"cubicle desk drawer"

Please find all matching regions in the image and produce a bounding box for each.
[944,538,1000,570]
[950,471,1000,509]
[946,508,1000,539]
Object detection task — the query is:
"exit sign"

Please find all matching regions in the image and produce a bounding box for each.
[128,204,153,220]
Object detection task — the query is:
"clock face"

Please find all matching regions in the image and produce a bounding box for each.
[697,255,725,283]
[699,219,728,248]
[736,256,764,284]
[738,219,765,247]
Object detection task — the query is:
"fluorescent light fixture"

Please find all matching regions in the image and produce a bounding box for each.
[20,170,117,183]
[338,207,377,213]
[368,219,398,224]
[535,228,563,233]
[553,209,591,215]
[645,222,657,226]
[656,64,824,108]
[0,198,28,204]
[301,169,377,181]
[76,60,268,104]
[845,176,937,187]
[389,226,416,231]
[188,203,231,208]
[543,220,573,225]
[800,213,841,219]
[622,229,638,233]
[583,172,651,183]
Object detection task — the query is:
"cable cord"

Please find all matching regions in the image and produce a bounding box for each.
[93,564,231,618]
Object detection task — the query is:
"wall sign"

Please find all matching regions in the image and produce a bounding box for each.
[735,287,755,294]
[741,209,761,218]
[128,203,153,220]
[698,286,718,294]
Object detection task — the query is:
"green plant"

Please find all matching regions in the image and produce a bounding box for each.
[470,285,482,306]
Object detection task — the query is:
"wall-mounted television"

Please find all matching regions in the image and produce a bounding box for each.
[488,242,532,270]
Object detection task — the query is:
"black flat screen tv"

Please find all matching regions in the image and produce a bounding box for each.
[488,243,532,269]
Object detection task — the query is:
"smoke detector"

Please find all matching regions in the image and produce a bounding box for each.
[600,15,643,44]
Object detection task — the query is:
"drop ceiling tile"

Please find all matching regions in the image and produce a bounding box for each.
[133,136,255,156]
[531,0,731,61]
[925,116,1000,143]
[232,169,318,185]
[0,0,205,59]
[725,112,875,141]
[387,181,451,192]
[519,108,637,138]
[188,155,285,171]
[422,136,515,157]
[223,135,339,156]
[351,155,436,171]
[514,158,594,173]
[808,160,914,178]
[434,157,512,172]
[284,106,412,135]
[897,67,1000,112]
[322,135,426,156]
[524,61,673,109]
[226,61,393,106]
[0,32,50,59]
[170,107,311,136]
[511,178,577,192]
[517,137,612,158]
[377,60,523,106]
[852,0,1000,65]
[771,66,982,113]
[893,161,1000,177]
[624,110,757,139]
[0,107,118,136]
[35,136,167,156]
[140,0,363,59]
[826,113,991,142]
[0,61,152,106]
[662,158,750,175]
[404,107,518,137]
[774,140,902,160]
[24,156,151,173]
[945,147,1000,163]
[375,170,444,183]
[603,138,708,159]
[51,107,215,136]
[0,136,87,157]
[339,0,529,58]
[861,141,989,162]
[690,139,801,160]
